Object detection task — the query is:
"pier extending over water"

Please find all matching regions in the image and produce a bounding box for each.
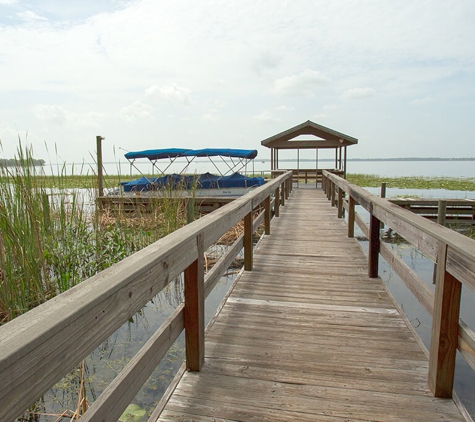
[1,170,474,421]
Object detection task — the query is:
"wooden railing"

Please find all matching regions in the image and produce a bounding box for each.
[322,170,475,399]
[0,172,293,422]
[272,168,344,186]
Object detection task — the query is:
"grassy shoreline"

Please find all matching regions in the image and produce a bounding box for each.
[18,173,475,191]
[346,174,475,191]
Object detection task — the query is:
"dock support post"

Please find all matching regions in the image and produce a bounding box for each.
[368,213,380,278]
[380,182,386,199]
[186,198,195,224]
[337,187,343,218]
[438,200,447,226]
[428,242,461,398]
[264,195,271,235]
[244,211,253,271]
[348,196,355,237]
[184,234,205,371]
[275,187,280,217]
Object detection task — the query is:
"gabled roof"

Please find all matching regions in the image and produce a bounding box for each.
[261,120,358,149]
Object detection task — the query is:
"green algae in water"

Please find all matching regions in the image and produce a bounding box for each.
[119,403,146,422]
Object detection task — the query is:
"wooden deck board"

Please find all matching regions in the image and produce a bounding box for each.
[158,189,466,421]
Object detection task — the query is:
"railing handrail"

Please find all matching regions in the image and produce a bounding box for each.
[0,171,293,421]
[323,170,475,278]
[322,170,475,400]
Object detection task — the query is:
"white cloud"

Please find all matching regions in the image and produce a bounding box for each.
[254,111,278,123]
[31,104,105,130]
[17,10,48,22]
[252,51,281,75]
[314,113,329,120]
[32,104,70,123]
[145,84,192,108]
[0,0,18,4]
[203,114,217,121]
[274,69,331,97]
[120,101,153,123]
[343,87,376,99]
[411,97,434,106]
[274,105,293,111]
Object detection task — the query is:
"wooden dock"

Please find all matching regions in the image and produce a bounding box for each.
[157,189,467,421]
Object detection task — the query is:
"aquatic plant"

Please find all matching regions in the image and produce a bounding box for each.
[0,142,186,324]
[347,173,475,191]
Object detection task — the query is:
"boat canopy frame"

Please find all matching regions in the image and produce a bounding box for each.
[124,148,257,179]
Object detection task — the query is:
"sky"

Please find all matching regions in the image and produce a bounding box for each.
[0,0,474,165]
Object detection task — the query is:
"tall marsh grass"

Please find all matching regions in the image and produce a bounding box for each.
[0,144,187,324]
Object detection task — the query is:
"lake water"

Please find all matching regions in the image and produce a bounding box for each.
[42,158,475,179]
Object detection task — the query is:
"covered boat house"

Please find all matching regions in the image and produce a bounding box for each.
[261,120,358,186]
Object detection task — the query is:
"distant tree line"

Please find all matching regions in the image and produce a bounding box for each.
[0,158,45,167]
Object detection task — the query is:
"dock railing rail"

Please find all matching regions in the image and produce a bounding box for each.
[0,172,293,421]
[322,170,475,399]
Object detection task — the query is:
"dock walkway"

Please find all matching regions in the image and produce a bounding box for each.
[158,188,466,421]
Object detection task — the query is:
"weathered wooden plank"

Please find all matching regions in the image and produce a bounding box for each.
[447,246,475,293]
[0,172,293,421]
[169,372,465,421]
[459,320,475,373]
[156,188,467,421]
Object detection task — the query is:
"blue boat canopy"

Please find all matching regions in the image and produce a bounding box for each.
[124,148,191,160]
[124,148,257,161]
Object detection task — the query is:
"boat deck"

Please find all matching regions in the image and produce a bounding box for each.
[157,189,467,421]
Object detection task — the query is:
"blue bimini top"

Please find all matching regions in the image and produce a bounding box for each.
[124,148,258,161]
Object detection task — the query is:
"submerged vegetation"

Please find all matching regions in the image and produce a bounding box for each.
[347,173,475,191]
[0,145,187,324]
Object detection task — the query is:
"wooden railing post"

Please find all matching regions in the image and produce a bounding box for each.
[331,182,336,207]
[264,195,271,235]
[281,183,285,206]
[274,187,280,217]
[322,174,326,192]
[348,196,355,238]
[438,200,447,226]
[368,213,380,278]
[186,197,195,224]
[428,242,462,398]
[244,211,253,271]
[184,234,205,371]
[337,187,343,218]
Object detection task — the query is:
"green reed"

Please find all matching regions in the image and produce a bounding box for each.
[0,144,187,324]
